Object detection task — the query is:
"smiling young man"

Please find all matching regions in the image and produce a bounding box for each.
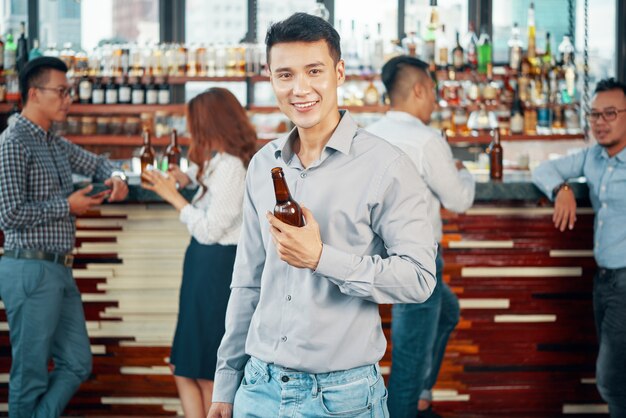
[0,57,128,418]
[532,78,626,417]
[208,13,436,418]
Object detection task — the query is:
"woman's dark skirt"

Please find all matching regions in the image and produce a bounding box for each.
[170,237,236,380]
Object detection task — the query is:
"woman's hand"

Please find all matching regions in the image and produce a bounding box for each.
[167,164,192,188]
[141,169,189,211]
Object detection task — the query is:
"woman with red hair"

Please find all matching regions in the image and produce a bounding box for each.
[142,87,257,418]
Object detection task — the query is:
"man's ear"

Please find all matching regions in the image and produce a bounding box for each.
[412,81,423,100]
[336,59,346,87]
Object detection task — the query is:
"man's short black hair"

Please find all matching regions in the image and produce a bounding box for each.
[594,78,626,97]
[381,55,430,98]
[265,12,341,66]
[19,56,68,104]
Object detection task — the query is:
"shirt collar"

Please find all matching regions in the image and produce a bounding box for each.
[15,114,53,142]
[599,145,626,163]
[274,110,357,163]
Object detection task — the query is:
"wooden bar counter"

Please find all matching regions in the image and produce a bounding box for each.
[0,173,604,417]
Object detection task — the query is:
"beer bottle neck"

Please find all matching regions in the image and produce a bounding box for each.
[272,176,292,202]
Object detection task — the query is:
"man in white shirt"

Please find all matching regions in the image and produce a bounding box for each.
[367,55,475,418]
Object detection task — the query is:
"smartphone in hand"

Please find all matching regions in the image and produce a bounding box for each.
[85,183,112,197]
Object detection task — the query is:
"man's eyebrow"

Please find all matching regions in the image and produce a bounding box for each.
[273,61,326,73]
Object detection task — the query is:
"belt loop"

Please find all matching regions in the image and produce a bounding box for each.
[311,373,319,398]
[14,249,20,258]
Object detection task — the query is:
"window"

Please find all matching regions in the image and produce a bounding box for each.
[492,0,616,101]
[186,0,247,44]
[38,0,159,53]
[1,0,28,36]
[404,0,468,55]
[257,0,317,42]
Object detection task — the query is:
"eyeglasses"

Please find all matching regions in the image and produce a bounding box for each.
[585,108,626,122]
[35,86,74,99]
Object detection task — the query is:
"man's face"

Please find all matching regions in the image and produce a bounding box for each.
[31,69,72,122]
[268,40,345,133]
[589,89,626,151]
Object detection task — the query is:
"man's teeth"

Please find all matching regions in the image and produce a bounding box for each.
[294,102,316,109]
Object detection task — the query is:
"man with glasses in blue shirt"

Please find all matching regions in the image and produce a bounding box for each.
[532,78,626,418]
[0,57,128,417]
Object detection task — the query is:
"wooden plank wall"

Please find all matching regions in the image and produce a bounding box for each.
[0,202,605,416]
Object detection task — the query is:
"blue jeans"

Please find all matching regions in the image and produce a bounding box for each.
[388,250,460,418]
[233,356,389,417]
[593,267,626,418]
[0,257,92,418]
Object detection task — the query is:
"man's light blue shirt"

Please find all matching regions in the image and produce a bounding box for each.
[212,111,437,403]
[532,144,626,268]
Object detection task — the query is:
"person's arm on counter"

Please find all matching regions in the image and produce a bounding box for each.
[532,149,588,231]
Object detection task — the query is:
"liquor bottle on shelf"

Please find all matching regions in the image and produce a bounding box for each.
[477,26,491,75]
[542,32,554,72]
[16,22,28,74]
[60,43,75,76]
[0,28,5,73]
[29,39,43,60]
[158,75,171,105]
[402,30,420,57]
[423,9,438,64]
[162,129,181,171]
[78,74,93,104]
[508,22,523,72]
[488,129,503,181]
[118,75,131,104]
[363,81,380,106]
[526,2,539,75]
[344,20,360,75]
[139,129,156,175]
[271,167,304,227]
[4,31,16,74]
[372,23,385,73]
[463,22,478,70]
[91,77,104,105]
[131,76,145,105]
[558,34,575,67]
[452,31,464,71]
[436,24,449,69]
[510,89,525,135]
[145,76,158,105]
[105,77,119,104]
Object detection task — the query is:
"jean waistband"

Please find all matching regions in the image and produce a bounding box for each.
[596,266,626,278]
[249,356,380,387]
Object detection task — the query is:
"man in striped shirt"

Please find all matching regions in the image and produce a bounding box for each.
[0,57,128,418]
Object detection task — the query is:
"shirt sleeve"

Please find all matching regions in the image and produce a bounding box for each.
[60,137,116,181]
[422,135,475,213]
[179,157,246,244]
[532,148,588,201]
[212,159,265,404]
[185,162,200,187]
[315,153,437,304]
[0,139,69,229]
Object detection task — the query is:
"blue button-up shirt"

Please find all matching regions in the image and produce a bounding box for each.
[213,111,437,403]
[532,144,626,268]
[0,114,116,253]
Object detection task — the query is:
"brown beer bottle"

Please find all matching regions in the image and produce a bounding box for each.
[489,129,503,180]
[139,128,156,175]
[162,128,181,171]
[271,167,304,227]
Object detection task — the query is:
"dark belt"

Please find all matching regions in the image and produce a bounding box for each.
[3,249,74,267]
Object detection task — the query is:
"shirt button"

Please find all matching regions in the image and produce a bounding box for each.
[300,172,307,178]
[601,186,606,191]
[281,336,287,342]
[286,295,292,301]
[281,375,290,382]
[602,203,607,208]
[608,167,614,172]
[598,220,603,226]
